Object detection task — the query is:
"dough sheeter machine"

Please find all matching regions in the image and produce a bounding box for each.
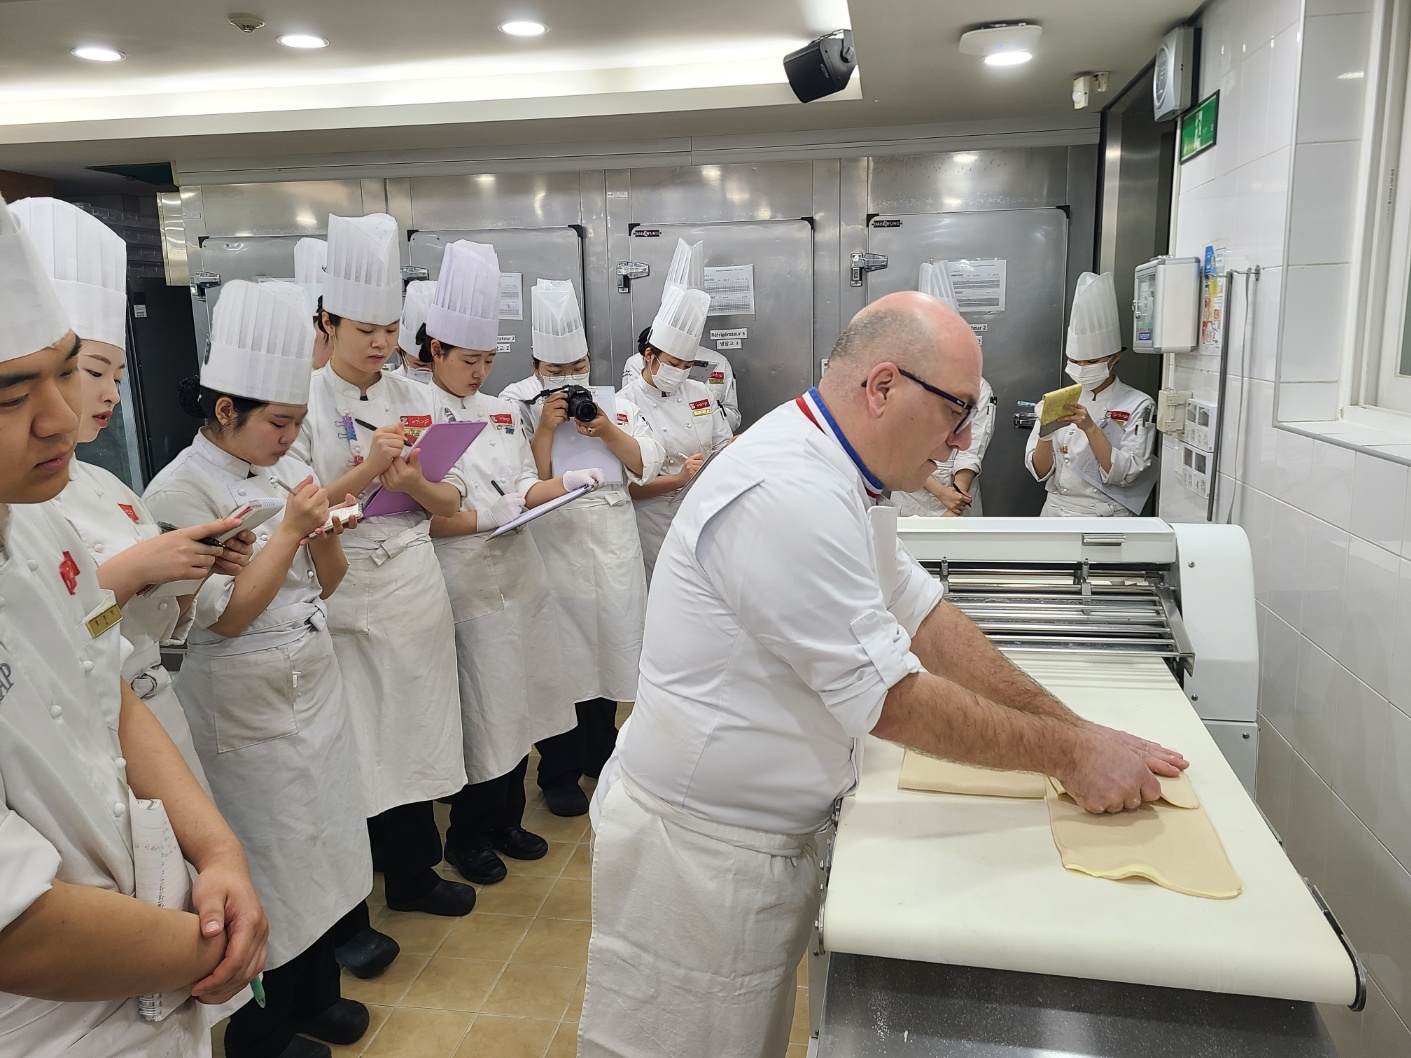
[809,517,1363,1057]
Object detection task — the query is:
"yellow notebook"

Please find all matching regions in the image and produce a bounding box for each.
[1038,383,1083,438]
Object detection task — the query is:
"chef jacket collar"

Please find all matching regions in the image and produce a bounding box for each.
[797,387,885,500]
[325,363,383,403]
[193,429,255,480]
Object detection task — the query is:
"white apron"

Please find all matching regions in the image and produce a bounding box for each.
[580,774,818,1058]
[49,460,209,788]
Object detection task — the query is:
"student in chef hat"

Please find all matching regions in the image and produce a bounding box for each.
[0,193,270,1058]
[145,278,376,1058]
[621,283,733,580]
[498,278,666,818]
[296,237,334,370]
[394,279,436,383]
[897,260,997,518]
[293,213,477,960]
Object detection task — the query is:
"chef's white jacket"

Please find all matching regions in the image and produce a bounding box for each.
[1024,378,1156,517]
[622,347,741,431]
[612,392,944,834]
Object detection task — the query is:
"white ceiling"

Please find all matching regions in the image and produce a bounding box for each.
[0,0,1199,183]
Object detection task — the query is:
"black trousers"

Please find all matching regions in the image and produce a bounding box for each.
[446,755,529,855]
[369,800,444,903]
[535,698,619,790]
[224,926,341,1058]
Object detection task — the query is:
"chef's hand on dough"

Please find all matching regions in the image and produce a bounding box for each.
[1060,729,1163,815]
[1090,723,1188,777]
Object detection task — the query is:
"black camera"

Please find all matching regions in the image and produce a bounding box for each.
[540,384,599,424]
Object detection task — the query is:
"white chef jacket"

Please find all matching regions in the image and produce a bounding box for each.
[895,377,996,518]
[622,346,741,431]
[0,501,212,1058]
[610,389,944,835]
[430,388,541,508]
[1024,378,1156,517]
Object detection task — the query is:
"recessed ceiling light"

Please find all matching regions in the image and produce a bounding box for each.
[959,23,1041,68]
[277,34,329,49]
[500,20,547,37]
[984,50,1032,67]
[72,45,124,62]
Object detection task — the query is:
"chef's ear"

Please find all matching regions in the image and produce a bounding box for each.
[214,395,237,428]
[861,362,898,414]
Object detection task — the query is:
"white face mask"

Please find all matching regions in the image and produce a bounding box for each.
[554,372,590,389]
[1066,358,1112,388]
[652,362,689,394]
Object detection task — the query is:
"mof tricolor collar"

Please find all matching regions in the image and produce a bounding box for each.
[795,388,885,501]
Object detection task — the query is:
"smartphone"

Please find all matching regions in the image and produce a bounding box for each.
[204,496,284,545]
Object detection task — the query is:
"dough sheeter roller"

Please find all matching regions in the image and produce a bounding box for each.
[809,517,1363,1057]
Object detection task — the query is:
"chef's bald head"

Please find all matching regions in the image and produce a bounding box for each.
[820,291,983,493]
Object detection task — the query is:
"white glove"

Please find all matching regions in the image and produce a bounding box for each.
[477,493,526,531]
[562,468,606,491]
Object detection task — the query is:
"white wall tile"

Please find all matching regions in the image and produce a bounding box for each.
[1295,640,1341,775]
[1287,140,1361,265]
[1327,790,1384,958]
[1305,439,1356,528]
[1333,676,1389,827]
[1265,25,1301,155]
[1362,978,1411,1058]
[1280,265,1350,382]
[1363,821,1411,1027]
[1275,426,1315,504]
[1254,148,1292,267]
[1250,0,1304,48]
[1247,266,1283,380]
[1256,714,1294,834]
[1260,609,1301,733]
[1242,42,1275,168]
[1203,0,1250,95]
[1306,0,1372,13]
[1242,485,1276,604]
[1341,539,1401,699]
[1267,500,1309,625]
[1278,381,1341,420]
[1216,66,1246,182]
[1295,13,1373,143]
[1390,559,1411,718]
[1378,706,1411,874]
[1287,751,1333,879]
[1350,451,1409,552]
[1300,515,1349,656]
[1243,380,1281,493]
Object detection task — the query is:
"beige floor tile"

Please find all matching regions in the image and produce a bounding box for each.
[513,917,591,968]
[210,1024,226,1056]
[361,1006,473,1058]
[479,962,582,1020]
[789,986,810,1045]
[469,875,554,917]
[538,877,592,921]
[523,807,589,844]
[545,1021,578,1058]
[451,1014,557,1058]
[506,839,574,879]
[401,956,506,1013]
[561,843,592,881]
[371,908,457,956]
[329,1003,394,1057]
[786,1047,808,1058]
[562,973,586,1024]
[439,912,532,962]
[432,800,451,830]
[615,702,633,725]
[368,874,387,908]
[342,952,431,1007]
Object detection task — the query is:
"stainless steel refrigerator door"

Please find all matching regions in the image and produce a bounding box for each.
[865,209,1069,517]
[626,219,814,430]
[193,234,309,347]
[408,227,584,397]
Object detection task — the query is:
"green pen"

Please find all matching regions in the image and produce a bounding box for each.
[250,973,266,1009]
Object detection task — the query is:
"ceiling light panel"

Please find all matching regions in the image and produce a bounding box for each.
[500,20,548,37]
[277,34,329,49]
[72,45,124,62]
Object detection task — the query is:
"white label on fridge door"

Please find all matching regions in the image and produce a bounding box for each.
[703,264,756,316]
[710,328,748,340]
[716,339,743,350]
[499,273,524,321]
[948,260,1007,313]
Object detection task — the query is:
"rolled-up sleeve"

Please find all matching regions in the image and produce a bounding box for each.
[620,397,664,485]
[953,379,996,475]
[696,481,922,737]
[1102,402,1157,486]
[0,774,62,932]
[888,543,944,636]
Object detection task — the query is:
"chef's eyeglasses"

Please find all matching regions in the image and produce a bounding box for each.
[864,368,977,432]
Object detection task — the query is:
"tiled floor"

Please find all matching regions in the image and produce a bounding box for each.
[214,729,811,1058]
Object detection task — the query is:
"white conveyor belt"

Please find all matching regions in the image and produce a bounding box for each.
[821,653,1357,1005]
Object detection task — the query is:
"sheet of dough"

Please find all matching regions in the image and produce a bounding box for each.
[1045,777,1240,899]
[899,752,1203,809]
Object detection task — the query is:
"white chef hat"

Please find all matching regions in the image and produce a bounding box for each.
[294,238,327,311]
[426,241,501,351]
[1066,271,1123,360]
[11,198,127,351]
[531,279,588,364]
[201,280,314,405]
[0,194,71,363]
[663,238,704,293]
[648,284,711,361]
[322,213,402,325]
[917,261,959,312]
[399,280,436,356]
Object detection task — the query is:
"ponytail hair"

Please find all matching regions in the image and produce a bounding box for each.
[178,376,267,435]
[416,322,435,365]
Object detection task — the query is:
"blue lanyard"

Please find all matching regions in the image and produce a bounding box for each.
[805,388,886,496]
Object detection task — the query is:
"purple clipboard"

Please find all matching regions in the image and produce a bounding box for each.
[361,420,487,517]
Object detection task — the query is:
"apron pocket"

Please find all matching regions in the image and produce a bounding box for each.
[209,647,299,753]
[324,582,370,636]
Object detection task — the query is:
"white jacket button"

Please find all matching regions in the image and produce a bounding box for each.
[49,704,62,719]
[82,659,95,673]
[113,801,126,817]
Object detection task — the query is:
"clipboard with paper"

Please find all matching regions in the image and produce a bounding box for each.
[489,484,595,538]
[1069,416,1158,513]
[362,421,486,517]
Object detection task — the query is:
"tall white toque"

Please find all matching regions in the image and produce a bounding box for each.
[1065,271,1123,360]
[917,261,959,312]
[201,280,315,405]
[426,240,501,351]
[399,280,436,356]
[663,237,704,294]
[530,279,588,364]
[294,237,327,311]
[0,194,73,362]
[648,284,710,361]
[322,213,402,326]
[11,198,127,351]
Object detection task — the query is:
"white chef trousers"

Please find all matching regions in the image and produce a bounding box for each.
[579,774,818,1058]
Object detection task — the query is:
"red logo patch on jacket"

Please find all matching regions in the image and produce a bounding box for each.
[1107,410,1131,424]
[490,413,514,427]
[690,399,711,411]
[400,414,432,444]
[709,371,726,383]
[118,503,139,522]
[616,412,630,425]
[59,551,80,595]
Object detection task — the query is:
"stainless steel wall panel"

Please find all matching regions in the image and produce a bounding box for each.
[199,181,366,237]
[837,156,870,349]
[811,158,842,385]
[868,149,1072,215]
[624,162,814,225]
[406,172,584,231]
[578,170,614,383]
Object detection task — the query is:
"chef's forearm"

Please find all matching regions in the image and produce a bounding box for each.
[1083,423,1114,473]
[912,600,1081,725]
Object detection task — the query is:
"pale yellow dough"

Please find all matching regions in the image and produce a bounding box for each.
[898,752,1201,808]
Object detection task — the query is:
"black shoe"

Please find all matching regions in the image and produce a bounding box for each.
[226,1031,330,1058]
[333,926,400,979]
[386,877,478,916]
[543,783,589,817]
[445,844,508,885]
[295,998,371,1046]
[490,826,549,860]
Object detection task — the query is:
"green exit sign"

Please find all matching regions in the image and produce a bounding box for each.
[1180,91,1219,163]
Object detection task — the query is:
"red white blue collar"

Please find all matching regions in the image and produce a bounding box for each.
[795,388,885,500]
